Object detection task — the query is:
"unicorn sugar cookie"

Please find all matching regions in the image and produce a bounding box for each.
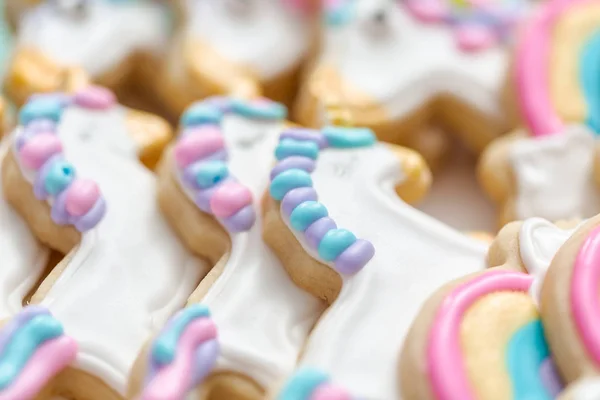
[263,124,487,399]
[295,0,531,161]
[479,0,600,225]
[4,0,170,106]
[400,216,588,399]
[534,215,600,400]
[128,97,326,400]
[1,87,207,399]
[0,305,78,399]
[156,0,319,116]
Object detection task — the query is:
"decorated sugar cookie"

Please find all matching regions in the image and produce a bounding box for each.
[294,0,531,160]
[536,215,600,399]
[479,0,600,224]
[156,0,319,116]
[128,98,325,399]
[400,268,562,400]
[1,86,207,399]
[5,0,170,106]
[0,103,50,320]
[263,124,486,398]
[0,306,77,399]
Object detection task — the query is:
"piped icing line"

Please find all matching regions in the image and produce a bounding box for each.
[427,269,558,400]
[141,304,219,400]
[173,97,287,233]
[581,31,600,134]
[0,306,77,400]
[571,225,600,367]
[269,126,376,275]
[516,0,594,137]
[277,368,356,400]
[13,86,113,232]
[404,0,527,52]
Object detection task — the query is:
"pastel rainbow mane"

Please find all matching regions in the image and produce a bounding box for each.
[0,306,77,399]
[516,0,600,137]
[427,269,561,400]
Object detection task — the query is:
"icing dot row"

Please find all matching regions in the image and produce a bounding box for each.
[142,304,219,400]
[173,97,288,233]
[277,368,353,400]
[269,127,375,275]
[0,306,77,398]
[15,88,114,232]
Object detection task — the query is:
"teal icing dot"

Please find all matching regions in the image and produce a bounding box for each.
[270,169,313,201]
[152,304,211,365]
[323,126,376,148]
[180,103,223,127]
[195,160,229,189]
[325,1,356,27]
[506,319,553,400]
[275,138,319,161]
[276,368,329,400]
[19,99,63,125]
[44,160,76,195]
[231,99,287,121]
[0,315,63,390]
[318,229,357,262]
[290,201,328,231]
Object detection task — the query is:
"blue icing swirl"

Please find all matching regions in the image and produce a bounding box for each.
[44,160,76,195]
[0,315,63,389]
[506,320,553,400]
[230,99,287,120]
[318,229,357,261]
[277,368,329,400]
[323,126,376,148]
[325,0,356,26]
[152,304,211,365]
[180,103,223,127]
[276,139,319,161]
[290,201,328,231]
[19,98,65,125]
[270,169,313,201]
[195,160,229,189]
[581,30,600,134]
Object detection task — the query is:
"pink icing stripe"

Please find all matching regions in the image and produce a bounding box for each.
[0,336,77,400]
[516,0,592,137]
[210,182,253,218]
[141,319,217,400]
[571,226,600,366]
[312,384,352,400]
[427,270,533,400]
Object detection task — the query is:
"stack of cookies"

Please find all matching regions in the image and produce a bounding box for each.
[0,1,598,399]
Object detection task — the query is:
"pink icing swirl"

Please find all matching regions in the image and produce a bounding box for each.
[174,128,225,169]
[65,179,102,217]
[73,86,116,110]
[571,225,600,366]
[19,133,63,170]
[427,269,533,399]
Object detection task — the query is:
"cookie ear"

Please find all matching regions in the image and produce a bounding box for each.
[385,143,432,204]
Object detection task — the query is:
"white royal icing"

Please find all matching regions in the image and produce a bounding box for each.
[15,105,206,394]
[571,377,600,400]
[287,143,487,399]
[510,125,600,221]
[16,0,169,78]
[316,0,518,123]
[182,0,312,79]
[0,138,49,319]
[519,218,581,306]
[177,114,324,388]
